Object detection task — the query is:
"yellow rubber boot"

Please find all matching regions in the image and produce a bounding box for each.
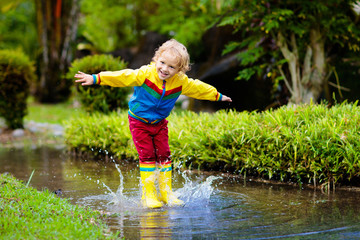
[158,163,184,207]
[140,163,163,209]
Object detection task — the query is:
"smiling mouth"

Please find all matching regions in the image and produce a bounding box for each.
[160,70,168,77]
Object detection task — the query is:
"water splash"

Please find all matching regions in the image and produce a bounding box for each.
[76,159,221,209]
[106,163,137,207]
[176,173,222,205]
[106,163,221,208]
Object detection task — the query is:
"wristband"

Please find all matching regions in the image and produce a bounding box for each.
[216,92,223,101]
[92,74,96,85]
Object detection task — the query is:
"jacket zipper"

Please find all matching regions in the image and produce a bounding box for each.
[157,80,166,108]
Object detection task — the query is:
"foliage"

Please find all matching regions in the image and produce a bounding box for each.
[64,103,360,187]
[64,111,134,158]
[67,54,131,114]
[0,0,38,59]
[78,0,237,55]
[79,0,158,52]
[147,0,238,56]
[0,49,36,129]
[218,0,360,104]
[0,173,119,239]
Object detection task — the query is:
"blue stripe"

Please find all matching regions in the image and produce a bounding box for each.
[159,167,172,172]
[140,167,156,172]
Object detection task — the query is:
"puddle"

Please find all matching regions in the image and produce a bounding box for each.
[2,147,360,239]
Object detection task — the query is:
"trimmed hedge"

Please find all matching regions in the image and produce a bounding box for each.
[0,49,36,129]
[67,54,131,114]
[64,103,360,187]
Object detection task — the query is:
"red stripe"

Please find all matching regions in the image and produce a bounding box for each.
[164,86,182,97]
[144,79,182,97]
[140,161,156,165]
[97,74,101,84]
[144,79,162,95]
[159,160,172,165]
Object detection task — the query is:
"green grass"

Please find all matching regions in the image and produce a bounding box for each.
[25,97,86,125]
[0,173,119,239]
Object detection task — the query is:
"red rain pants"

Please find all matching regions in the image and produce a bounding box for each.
[128,116,171,164]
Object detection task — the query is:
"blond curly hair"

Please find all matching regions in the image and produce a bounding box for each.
[152,39,191,73]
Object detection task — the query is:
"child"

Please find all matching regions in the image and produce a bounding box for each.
[75,39,232,208]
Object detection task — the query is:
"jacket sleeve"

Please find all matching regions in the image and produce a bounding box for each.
[95,65,149,87]
[181,75,222,101]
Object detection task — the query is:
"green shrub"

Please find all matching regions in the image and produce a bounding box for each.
[64,103,360,187]
[0,49,36,129]
[67,54,131,114]
[64,111,135,158]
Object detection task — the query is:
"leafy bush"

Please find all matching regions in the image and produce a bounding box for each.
[64,111,135,159]
[0,49,36,129]
[64,103,360,187]
[67,54,131,114]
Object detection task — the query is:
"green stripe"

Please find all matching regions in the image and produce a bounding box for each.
[143,84,161,99]
[163,91,181,101]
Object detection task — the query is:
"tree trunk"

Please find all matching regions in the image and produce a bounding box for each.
[276,29,327,104]
[276,32,301,104]
[302,28,326,103]
[35,0,79,103]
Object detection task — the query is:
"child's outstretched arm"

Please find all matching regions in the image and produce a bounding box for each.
[221,95,232,102]
[74,71,94,86]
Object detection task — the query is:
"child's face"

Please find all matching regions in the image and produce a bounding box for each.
[155,51,180,80]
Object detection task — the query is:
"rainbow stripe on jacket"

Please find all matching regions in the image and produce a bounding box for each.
[95,63,222,124]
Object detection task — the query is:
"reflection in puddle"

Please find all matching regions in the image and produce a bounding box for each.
[2,147,360,239]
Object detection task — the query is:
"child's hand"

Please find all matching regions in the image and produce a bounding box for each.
[74,71,93,86]
[222,95,232,102]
